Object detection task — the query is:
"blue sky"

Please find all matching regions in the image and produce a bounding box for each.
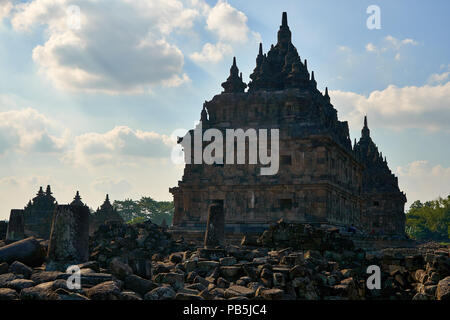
[0,0,449,219]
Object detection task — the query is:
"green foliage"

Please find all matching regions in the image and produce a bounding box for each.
[113,196,174,226]
[406,195,450,242]
[126,216,148,225]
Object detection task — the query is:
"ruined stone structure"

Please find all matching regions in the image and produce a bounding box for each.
[6,209,25,242]
[23,185,57,239]
[204,203,225,248]
[170,12,406,237]
[9,188,124,239]
[0,221,7,240]
[354,117,407,235]
[47,204,90,266]
[89,194,124,235]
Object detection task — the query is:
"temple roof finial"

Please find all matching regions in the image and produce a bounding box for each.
[258,43,263,55]
[277,12,292,45]
[362,115,370,138]
[71,190,84,206]
[324,87,330,102]
[222,57,247,93]
[310,71,317,88]
[46,185,52,195]
[282,12,288,27]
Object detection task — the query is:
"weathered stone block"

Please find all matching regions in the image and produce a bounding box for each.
[47,204,90,266]
[6,210,25,242]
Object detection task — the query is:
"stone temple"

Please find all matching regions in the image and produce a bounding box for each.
[170,12,406,238]
[5,187,123,240]
[23,185,57,239]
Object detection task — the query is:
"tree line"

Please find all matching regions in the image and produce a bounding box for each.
[112,197,173,226]
[406,195,450,243]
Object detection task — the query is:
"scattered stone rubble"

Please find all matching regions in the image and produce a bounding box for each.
[0,219,448,300]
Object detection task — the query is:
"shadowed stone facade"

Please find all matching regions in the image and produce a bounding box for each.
[354,117,407,235]
[170,12,406,237]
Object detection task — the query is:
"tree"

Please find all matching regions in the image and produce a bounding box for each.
[112,196,174,226]
[138,196,174,226]
[406,195,450,242]
[112,198,142,222]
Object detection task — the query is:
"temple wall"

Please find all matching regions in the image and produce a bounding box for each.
[171,133,363,234]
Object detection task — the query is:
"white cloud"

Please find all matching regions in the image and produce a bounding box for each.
[9,0,197,94]
[65,125,175,167]
[206,0,250,43]
[428,65,450,85]
[365,35,418,56]
[428,71,450,84]
[338,45,351,53]
[330,80,450,132]
[91,177,132,198]
[190,42,233,63]
[396,161,450,208]
[6,0,259,85]
[385,35,419,49]
[0,108,67,154]
[0,0,12,21]
[365,43,377,52]
[190,0,260,64]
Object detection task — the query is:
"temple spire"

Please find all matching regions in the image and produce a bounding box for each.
[258,42,263,55]
[362,115,370,138]
[282,11,288,27]
[46,185,52,196]
[324,87,330,102]
[221,57,247,93]
[200,104,208,122]
[311,71,317,88]
[277,12,292,46]
[71,190,84,206]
